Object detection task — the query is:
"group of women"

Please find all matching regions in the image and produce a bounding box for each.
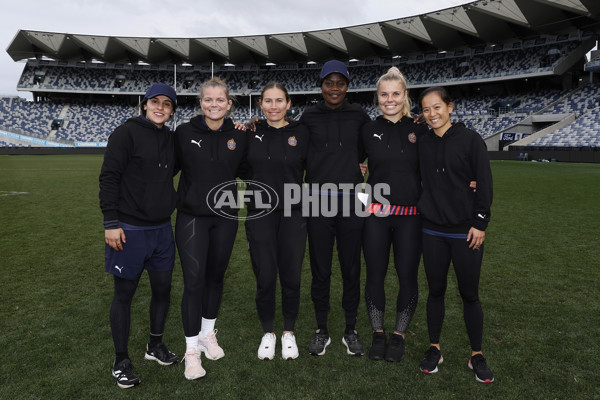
[99,60,495,389]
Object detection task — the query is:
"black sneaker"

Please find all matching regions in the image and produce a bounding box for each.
[368,331,387,361]
[420,346,443,374]
[342,330,365,356]
[308,329,331,356]
[385,333,405,362]
[144,342,178,366]
[112,359,140,389]
[469,354,495,383]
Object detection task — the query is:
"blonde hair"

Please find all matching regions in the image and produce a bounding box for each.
[376,66,412,118]
[197,76,235,116]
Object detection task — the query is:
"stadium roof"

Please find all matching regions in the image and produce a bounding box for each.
[6,0,600,66]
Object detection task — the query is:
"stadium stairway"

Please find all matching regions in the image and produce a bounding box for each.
[503,113,576,150]
[46,103,69,141]
[46,104,70,141]
[503,84,595,149]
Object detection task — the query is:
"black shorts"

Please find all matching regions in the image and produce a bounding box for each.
[104,222,175,281]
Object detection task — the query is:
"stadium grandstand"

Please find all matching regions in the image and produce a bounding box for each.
[2,0,600,161]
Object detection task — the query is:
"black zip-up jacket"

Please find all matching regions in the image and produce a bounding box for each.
[300,100,370,186]
[99,116,176,228]
[175,116,247,217]
[361,115,428,206]
[242,120,309,211]
[418,122,493,233]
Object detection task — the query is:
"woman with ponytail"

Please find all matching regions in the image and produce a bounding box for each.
[361,67,428,362]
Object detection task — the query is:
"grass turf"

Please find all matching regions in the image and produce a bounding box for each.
[0,155,598,399]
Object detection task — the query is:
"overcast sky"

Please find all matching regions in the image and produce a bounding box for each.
[1,0,469,98]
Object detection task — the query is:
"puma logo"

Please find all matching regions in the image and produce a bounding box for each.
[114,265,123,273]
[373,133,383,140]
[255,134,264,142]
[477,213,486,219]
[191,139,202,148]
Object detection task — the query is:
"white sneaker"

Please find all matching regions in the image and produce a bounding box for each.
[198,329,225,360]
[258,333,276,360]
[183,348,205,380]
[281,332,299,360]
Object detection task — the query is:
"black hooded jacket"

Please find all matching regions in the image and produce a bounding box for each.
[300,100,370,186]
[174,116,247,217]
[418,122,493,233]
[361,115,428,206]
[242,120,309,211]
[99,116,176,228]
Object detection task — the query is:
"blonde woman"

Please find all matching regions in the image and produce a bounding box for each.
[174,77,247,379]
[361,67,428,362]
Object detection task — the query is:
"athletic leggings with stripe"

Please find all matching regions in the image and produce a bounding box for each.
[422,231,484,352]
[110,270,172,355]
[363,214,421,334]
[175,211,238,337]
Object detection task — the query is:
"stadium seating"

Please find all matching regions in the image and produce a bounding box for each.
[2,36,597,148]
[0,97,62,138]
[17,40,583,95]
[521,83,600,148]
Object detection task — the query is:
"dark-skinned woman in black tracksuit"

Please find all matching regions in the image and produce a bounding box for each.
[301,61,371,357]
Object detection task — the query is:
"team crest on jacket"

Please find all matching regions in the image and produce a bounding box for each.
[288,136,298,146]
[227,138,236,150]
[408,132,417,143]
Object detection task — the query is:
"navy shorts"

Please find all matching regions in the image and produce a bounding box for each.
[105,222,175,281]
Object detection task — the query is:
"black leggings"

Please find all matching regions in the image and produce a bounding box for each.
[110,270,173,354]
[307,206,364,328]
[176,212,238,337]
[246,209,307,333]
[422,231,484,351]
[363,214,421,333]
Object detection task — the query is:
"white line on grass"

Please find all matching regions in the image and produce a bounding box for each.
[0,191,29,196]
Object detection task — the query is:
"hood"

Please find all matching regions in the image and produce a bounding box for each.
[314,99,352,112]
[126,116,172,169]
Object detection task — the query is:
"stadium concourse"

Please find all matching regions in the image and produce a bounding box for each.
[1,0,600,161]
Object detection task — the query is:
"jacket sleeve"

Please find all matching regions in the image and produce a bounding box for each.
[471,135,493,231]
[360,110,371,163]
[235,130,251,180]
[99,126,131,229]
[173,127,182,177]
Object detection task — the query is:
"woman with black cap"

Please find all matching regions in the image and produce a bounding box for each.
[301,60,371,357]
[174,77,248,380]
[100,83,179,389]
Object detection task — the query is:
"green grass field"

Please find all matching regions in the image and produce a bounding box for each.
[0,155,598,399]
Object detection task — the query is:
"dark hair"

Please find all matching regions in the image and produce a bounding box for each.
[259,81,290,103]
[419,86,452,107]
[136,97,177,117]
